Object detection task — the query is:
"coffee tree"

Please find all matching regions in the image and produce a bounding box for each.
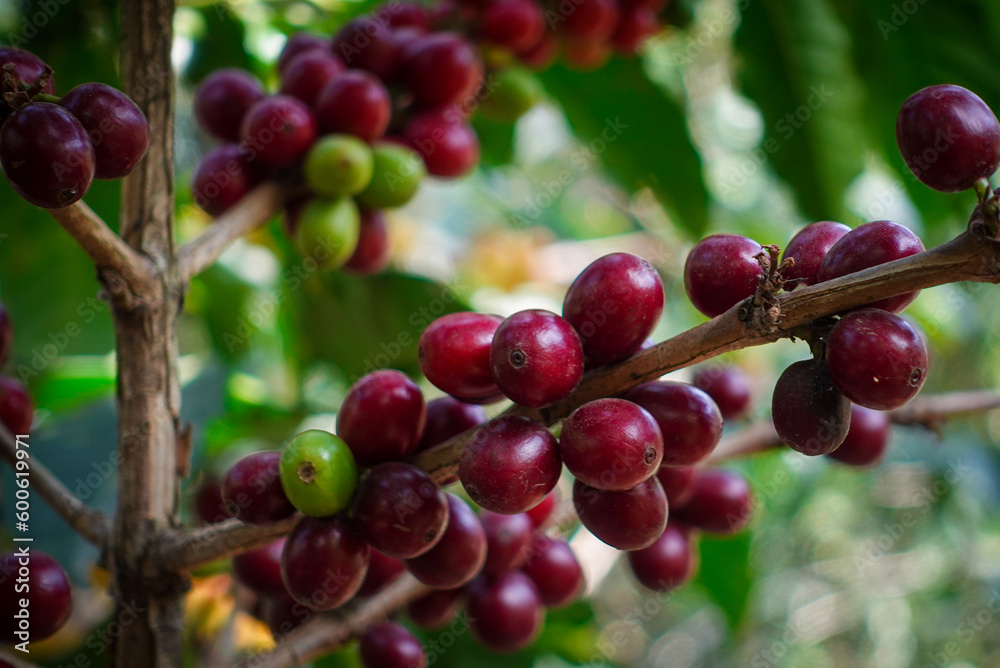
[2,0,1000,666]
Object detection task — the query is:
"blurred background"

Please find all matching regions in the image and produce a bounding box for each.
[4,0,1000,665]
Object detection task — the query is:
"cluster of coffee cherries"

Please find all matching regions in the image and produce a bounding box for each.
[0,302,71,647]
[0,47,149,209]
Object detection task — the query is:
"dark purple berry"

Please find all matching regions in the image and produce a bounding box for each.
[521,535,584,607]
[408,588,463,629]
[403,111,480,178]
[419,312,504,404]
[415,397,488,453]
[490,309,583,408]
[191,144,261,217]
[0,551,71,643]
[405,494,487,588]
[671,468,754,534]
[655,466,697,507]
[59,83,149,180]
[337,370,426,467]
[480,511,534,576]
[684,234,764,318]
[233,539,287,597]
[573,477,668,551]
[403,32,483,108]
[194,69,264,142]
[281,516,370,610]
[0,376,33,435]
[222,451,296,524]
[360,621,428,668]
[772,359,851,456]
[624,381,723,466]
[627,523,696,592]
[357,549,406,597]
[239,95,317,170]
[279,50,345,107]
[467,572,544,652]
[278,33,330,74]
[314,70,391,143]
[692,365,753,421]
[781,221,851,288]
[828,405,891,467]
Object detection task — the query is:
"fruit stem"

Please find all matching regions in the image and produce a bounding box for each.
[972,177,1000,238]
[32,92,60,104]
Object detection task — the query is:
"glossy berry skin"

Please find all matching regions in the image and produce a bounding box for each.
[360,622,428,668]
[479,0,545,52]
[627,524,695,592]
[0,551,71,643]
[357,142,427,209]
[304,134,374,197]
[611,6,660,55]
[459,415,562,514]
[0,47,54,98]
[671,469,754,534]
[193,69,264,142]
[222,451,296,524]
[294,196,361,270]
[403,112,480,178]
[480,511,534,576]
[420,312,503,403]
[573,477,668,551]
[332,18,401,81]
[0,303,9,366]
[526,490,557,527]
[1,103,95,209]
[281,516,370,610]
[336,369,426,467]
[519,31,558,69]
[562,252,664,367]
[490,309,584,408]
[358,549,406,597]
[656,466,697,507]
[624,381,723,467]
[314,71,391,142]
[559,398,663,491]
[896,84,1000,192]
[280,50,345,107]
[408,588,463,629]
[684,234,764,318]
[521,536,584,607]
[781,221,851,289]
[0,376,33,435]
[233,539,287,597]
[403,33,483,107]
[467,572,544,653]
[772,360,851,456]
[353,462,450,559]
[191,144,261,217]
[817,220,925,313]
[406,494,487,588]
[415,397,487,453]
[826,309,929,410]
[344,209,391,275]
[386,2,431,29]
[279,430,358,518]
[59,83,149,180]
[828,405,892,467]
[561,0,620,41]
[240,95,317,170]
[692,365,753,421]
[278,33,330,74]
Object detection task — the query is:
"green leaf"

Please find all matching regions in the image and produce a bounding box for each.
[473,114,517,167]
[693,531,753,628]
[538,58,709,237]
[734,0,867,222]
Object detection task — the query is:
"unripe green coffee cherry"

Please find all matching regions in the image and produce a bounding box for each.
[294,197,360,270]
[304,135,374,197]
[480,69,542,123]
[356,142,427,209]
[280,430,358,517]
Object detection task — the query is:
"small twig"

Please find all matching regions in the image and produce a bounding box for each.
[0,421,109,547]
[176,181,292,283]
[157,515,300,573]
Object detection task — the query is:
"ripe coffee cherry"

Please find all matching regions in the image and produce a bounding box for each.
[781,221,851,289]
[627,524,695,592]
[559,398,663,491]
[358,550,406,597]
[233,539,287,597]
[279,430,358,517]
[281,516,370,610]
[344,209,391,275]
[261,595,314,638]
[519,31,558,70]
[490,309,584,408]
[611,6,660,55]
[240,95,317,170]
[521,536,584,607]
[562,38,611,72]
[772,359,851,456]
[826,309,929,410]
[562,252,664,367]
[356,142,427,209]
[0,47,54,99]
[278,33,330,73]
[408,588,463,629]
[479,0,545,52]
[194,474,228,524]
[280,50,344,107]
[419,312,503,403]
[671,468,754,534]
[403,33,483,107]
[360,622,427,668]
[191,144,261,217]
[294,197,361,270]
[526,490,557,527]
[459,415,562,514]
[403,111,480,178]
[0,103,95,209]
[828,405,892,467]
[574,477,668,551]
[481,511,534,576]
[222,451,296,524]
[479,68,542,122]
[817,220,925,313]
[314,71,391,143]
[684,234,765,318]
[897,84,1000,192]
[692,365,753,421]
[0,303,10,366]
[337,369,426,466]
[193,69,264,142]
[332,18,401,81]
[0,377,32,435]
[561,0,619,41]
[304,135,374,197]
[416,397,487,453]
[406,494,487,588]
[59,83,149,180]
[624,381,723,467]
[353,462,449,559]
[0,551,71,643]
[656,466,697,507]
[467,572,544,652]
[386,2,431,29]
